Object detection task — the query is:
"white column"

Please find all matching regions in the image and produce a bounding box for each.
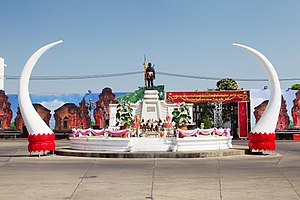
[0,57,7,90]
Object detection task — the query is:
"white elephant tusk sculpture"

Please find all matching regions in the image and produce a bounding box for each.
[233,43,281,151]
[18,40,63,153]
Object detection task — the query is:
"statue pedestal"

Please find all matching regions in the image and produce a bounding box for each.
[109,90,193,126]
[141,90,162,122]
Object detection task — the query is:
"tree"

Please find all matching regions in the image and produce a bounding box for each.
[116,85,165,103]
[216,78,239,90]
[291,84,300,90]
[171,102,192,128]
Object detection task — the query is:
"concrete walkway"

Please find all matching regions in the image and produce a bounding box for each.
[0,139,300,200]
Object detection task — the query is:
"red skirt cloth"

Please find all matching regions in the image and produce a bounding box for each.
[248,132,276,151]
[28,133,56,152]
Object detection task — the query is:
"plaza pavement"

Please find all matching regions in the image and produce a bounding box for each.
[0,139,300,200]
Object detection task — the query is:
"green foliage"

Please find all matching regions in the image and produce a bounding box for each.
[222,104,233,123]
[216,78,239,90]
[291,84,300,90]
[90,121,95,127]
[115,103,134,126]
[195,103,213,128]
[202,116,212,129]
[11,122,15,129]
[117,85,165,103]
[289,120,293,129]
[172,102,192,127]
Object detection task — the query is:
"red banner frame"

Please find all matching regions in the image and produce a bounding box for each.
[166,91,250,103]
[166,91,250,138]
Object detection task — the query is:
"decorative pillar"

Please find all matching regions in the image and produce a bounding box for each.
[238,101,248,138]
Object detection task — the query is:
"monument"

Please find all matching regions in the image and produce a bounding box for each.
[145,63,155,88]
[70,58,231,152]
[109,90,190,126]
[20,41,282,153]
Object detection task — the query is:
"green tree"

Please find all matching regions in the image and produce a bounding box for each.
[216,78,239,90]
[117,85,165,103]
[202,116,212,129]
[291,84,300,90]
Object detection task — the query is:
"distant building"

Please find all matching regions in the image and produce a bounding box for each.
[77,98,91,129]
[0,90,12,129]
[54,99,91,131]
[54,103,79,131]
[15,103,51,131]
[292,87,300,128]
[253,96,290,130]
[94,88,118,128]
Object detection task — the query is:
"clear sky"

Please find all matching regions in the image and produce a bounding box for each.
[0,0,300,94]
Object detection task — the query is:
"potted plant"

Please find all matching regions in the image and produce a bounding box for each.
[115,103,134,129]
[172,102,192,130]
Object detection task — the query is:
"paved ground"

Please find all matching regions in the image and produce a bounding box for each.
[0,139,300,200]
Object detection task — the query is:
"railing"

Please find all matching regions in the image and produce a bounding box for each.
[0,130,22,139]
[70,128,130,138]
[175,128,231,138]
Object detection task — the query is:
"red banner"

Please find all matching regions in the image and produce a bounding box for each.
[166,91,250,103]
[238,102,248,138]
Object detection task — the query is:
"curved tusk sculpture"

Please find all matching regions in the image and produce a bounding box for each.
[18,40,63,153]
[233,43,281,151]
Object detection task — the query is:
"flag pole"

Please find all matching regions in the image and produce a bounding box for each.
[143,55,147,87]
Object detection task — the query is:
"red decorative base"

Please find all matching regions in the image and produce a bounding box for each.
[248,132,276,151]
[28,133,56,152]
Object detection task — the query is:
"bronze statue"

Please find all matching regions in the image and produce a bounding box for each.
[146,63,155,88]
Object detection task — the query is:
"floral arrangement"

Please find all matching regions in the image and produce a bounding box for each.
[115,103,134,127]
[163,116,173,128]
[132,116,141,129]
[171,102,192,127]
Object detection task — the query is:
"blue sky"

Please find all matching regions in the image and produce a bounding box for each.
[0,0,300,94]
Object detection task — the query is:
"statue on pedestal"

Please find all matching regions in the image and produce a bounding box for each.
[145,62,155,88]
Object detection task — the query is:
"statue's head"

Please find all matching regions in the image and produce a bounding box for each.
[148,63,152,67]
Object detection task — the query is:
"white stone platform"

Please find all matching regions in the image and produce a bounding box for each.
[70,135,232,152]
[70,137,132,151]
[176,136,232,151]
